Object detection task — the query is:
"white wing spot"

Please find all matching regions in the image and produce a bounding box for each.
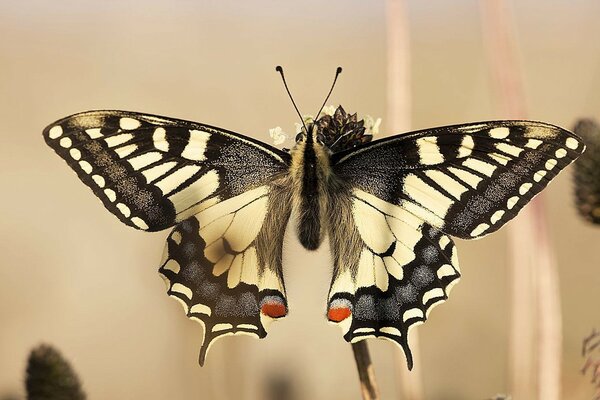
[422,288,445,305]
[533,170,547,182]
[383,257,403,280]
[490,210,505,224]
[104,133,133,147]
[438,235,450,249]
[462,158,496,177]
[458,135,474,158]
[565,137,579,150]
[555,148,567,158]
[163,259,181,274]
[488,153,510,166]
[171,283,193,300]
[182,130,211,161]
[171,231,182,245]
[69,148,81,160]
[155,165,201,196]
[104,188,116,202]
[489,127,510,139]
[59,137,72,148]
[545,159,557,170]
[495,142,523,157]
[153,127,169,152]
[85,128,102,139]
[519,183,533,195]
[525,138,543,149]
[470,223,490,237]
[424,170,468,200]
[190,303,212,316]
[116,202,131,217]
[131,217,149,229]
[403,308,424,322]
[92,174,105,187]
[142,161,177,183]
[380,327,402,337]
[213,323,233,332]
[48,125,63,139]
[119,117,141,130]
[354,327,376,334]
[416,136,444,165]
[437,264,456,279]
[128,152,162,170]
[78,161,92,174]
[447,166,482,188]
[115,144,137,158]
[507,196,519,210]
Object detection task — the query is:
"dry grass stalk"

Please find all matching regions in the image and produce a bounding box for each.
[480,1,563,399]
[386,0,425,398]
[352,342,380,400]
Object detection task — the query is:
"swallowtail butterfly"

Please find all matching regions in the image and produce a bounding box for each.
[43,67,584,369]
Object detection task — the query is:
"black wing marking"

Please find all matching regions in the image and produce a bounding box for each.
[326,189,460,370]
[44,110,290,231]
[159,180,292,365]
[332,121,585,239]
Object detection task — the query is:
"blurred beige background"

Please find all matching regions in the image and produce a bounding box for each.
[1,1,599,399]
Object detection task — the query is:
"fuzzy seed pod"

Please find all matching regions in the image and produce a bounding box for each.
[26,344,86,400]
[573,119,600,225]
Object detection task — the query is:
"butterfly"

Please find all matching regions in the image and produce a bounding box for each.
[43,67,584,369]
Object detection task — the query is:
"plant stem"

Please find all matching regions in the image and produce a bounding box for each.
[352,342,380,400]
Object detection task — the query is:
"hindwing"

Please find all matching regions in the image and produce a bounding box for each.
[327,189,460,369]
[159,180,292,364]
[332,121,584,239]
[44,111,290,231]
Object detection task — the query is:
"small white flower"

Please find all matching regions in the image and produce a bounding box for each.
[269,126,287,146]
[320,105,337,117]
[364,115,382,136]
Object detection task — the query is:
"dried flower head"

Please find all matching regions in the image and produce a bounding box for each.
[573,119,600,224]
[26,344,86,400]
[314,105,377,152]
[270,105,381,152]
[582,329,600,399]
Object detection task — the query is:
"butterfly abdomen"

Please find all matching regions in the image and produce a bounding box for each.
[290,137,331,250]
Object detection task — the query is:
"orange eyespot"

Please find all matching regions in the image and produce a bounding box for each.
[260,296,287,318]
[328,306,352,322]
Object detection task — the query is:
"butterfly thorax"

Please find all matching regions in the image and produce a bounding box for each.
[290,125,332,250]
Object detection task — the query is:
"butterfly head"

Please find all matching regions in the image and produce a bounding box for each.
[295,123,325,146]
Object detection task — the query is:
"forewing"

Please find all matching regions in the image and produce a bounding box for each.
[159,181,292,365]
[44,110,290,231]
[327,189,460,369]
[332,121,584,239]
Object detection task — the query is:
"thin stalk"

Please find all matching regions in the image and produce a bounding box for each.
[352,341,380,400]
[480,1,563,399]
[386,1,425,398]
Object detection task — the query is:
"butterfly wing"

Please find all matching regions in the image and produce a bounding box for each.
[44,110,290,231]
[326,188,460,370]
[44,111,293,365]
[332,121,584,239]
[328,121,584,367]
[159,181,292,365]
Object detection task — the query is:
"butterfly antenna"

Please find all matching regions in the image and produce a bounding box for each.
[314,67,343,120]
[276,66,307,132]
